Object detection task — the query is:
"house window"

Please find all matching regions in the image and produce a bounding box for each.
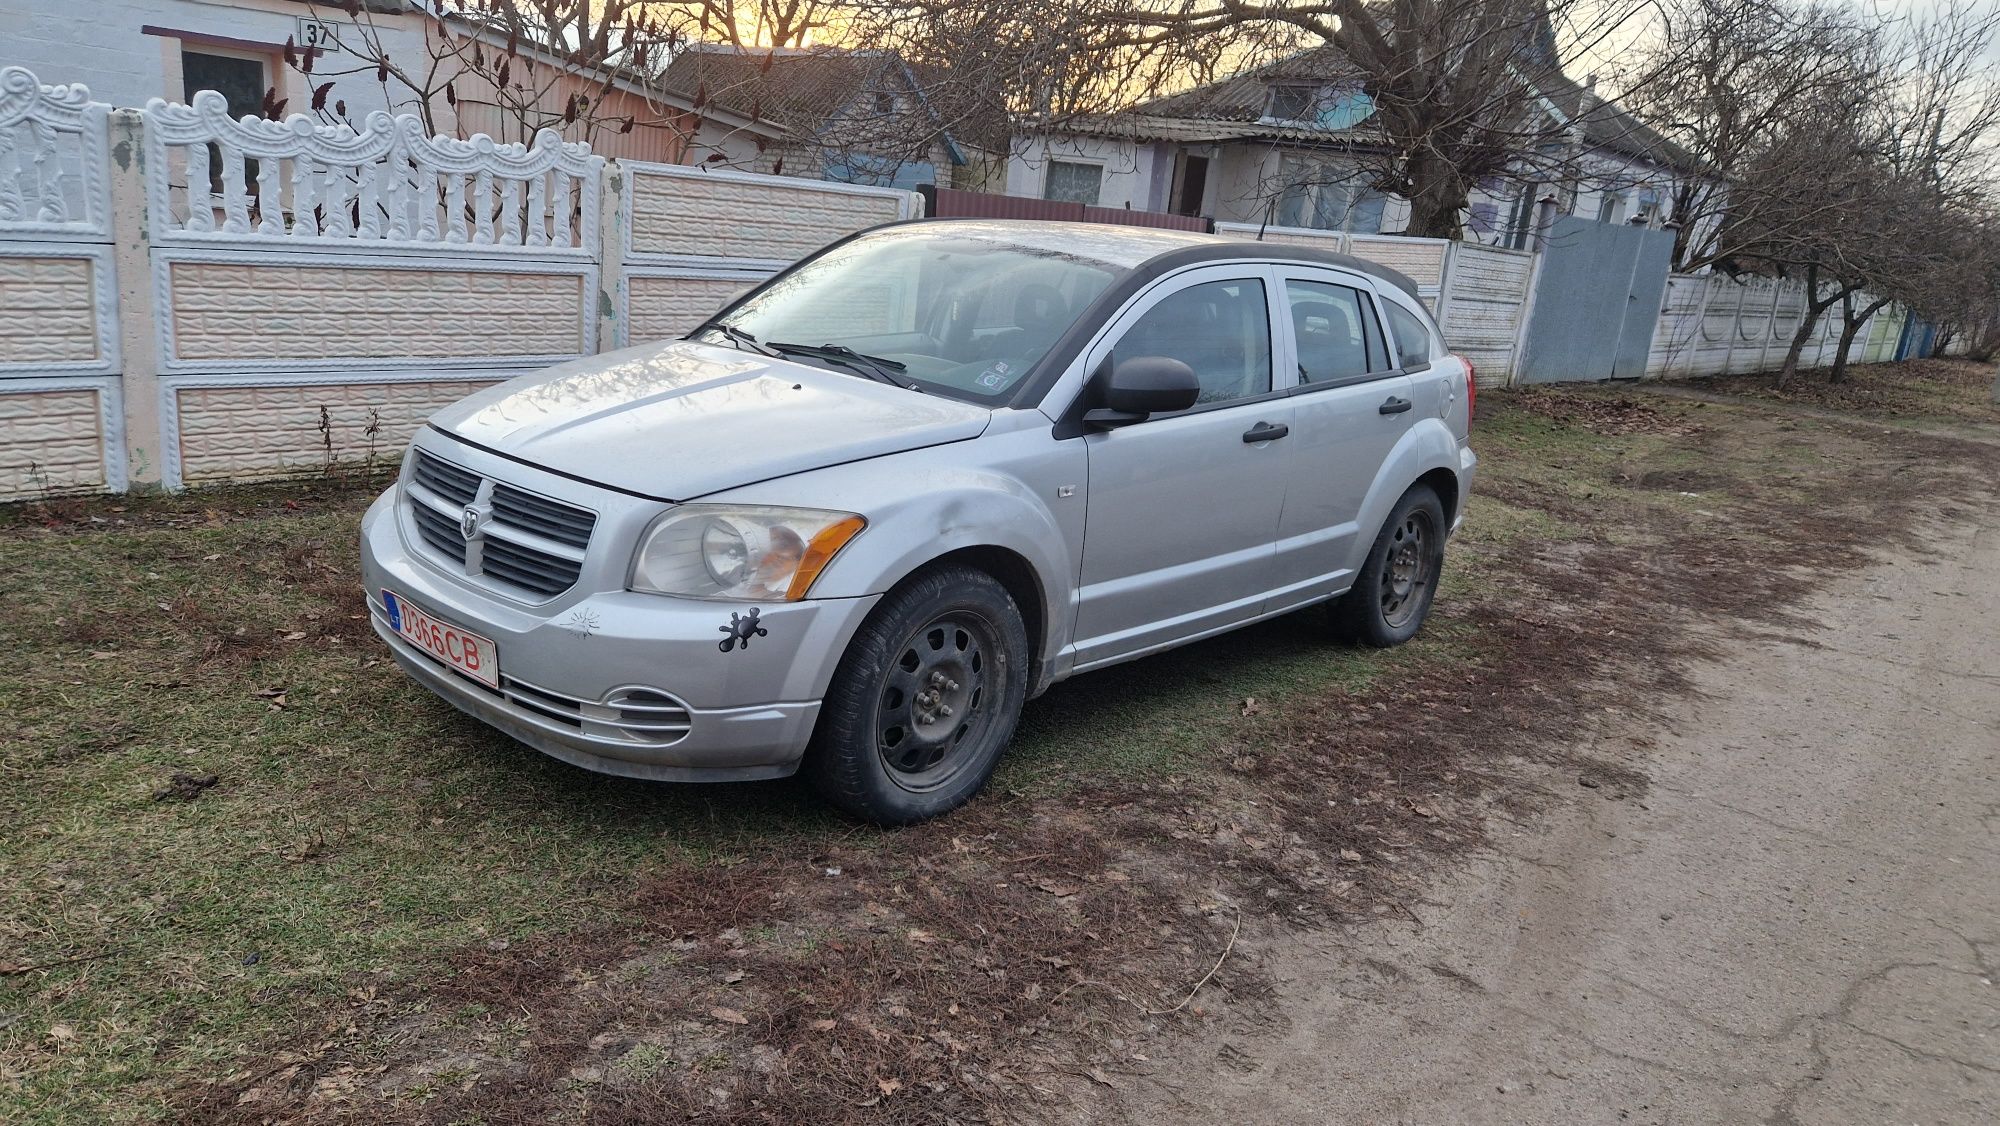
[1597,191,1627,224]
[873,90,895,115]
[1274,156,1385,233]
[182,47,270,198]
[182,49,269,114]
[1267,84,1318,123]
[1044,160,1103,205]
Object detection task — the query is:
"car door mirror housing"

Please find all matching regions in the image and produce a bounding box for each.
[1084,356,1201,428]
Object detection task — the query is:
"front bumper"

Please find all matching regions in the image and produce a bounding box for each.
[359,470,880,782]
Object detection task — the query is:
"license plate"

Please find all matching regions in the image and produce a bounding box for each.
[381,589,498,687]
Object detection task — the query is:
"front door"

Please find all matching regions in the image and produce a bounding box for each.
[1071,269,1295,669]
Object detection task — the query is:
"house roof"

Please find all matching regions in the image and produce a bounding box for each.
[1134,45,1371,126]
[1047,42,1700,173]
[431,14,784,139]
[658,45,971,162]
[1539,73,1705,174]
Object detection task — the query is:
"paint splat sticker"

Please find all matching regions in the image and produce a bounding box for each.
[975,360,1012,389]
[717,608,768,653]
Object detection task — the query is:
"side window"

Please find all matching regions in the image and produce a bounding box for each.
[1381,300,1438,369]
[1115,278,1272,404]
[1285,279,1386,384]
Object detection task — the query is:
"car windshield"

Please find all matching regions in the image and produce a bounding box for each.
[696,227,1123,403]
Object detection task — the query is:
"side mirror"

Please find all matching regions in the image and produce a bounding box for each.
[1083,355,1200,429]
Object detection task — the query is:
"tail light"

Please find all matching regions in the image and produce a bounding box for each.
[1453,354,1476,420]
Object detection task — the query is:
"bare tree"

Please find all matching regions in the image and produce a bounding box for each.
[285,0,840,146]
[1626,0,1885,271]
[1639,0,2000,381]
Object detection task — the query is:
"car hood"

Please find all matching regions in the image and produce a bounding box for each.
[431,340,993,501]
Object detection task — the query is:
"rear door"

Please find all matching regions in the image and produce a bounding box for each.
[1267,270,1418,611]
[1070,266,1296,668]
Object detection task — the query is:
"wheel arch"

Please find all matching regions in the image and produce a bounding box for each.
[886,544,1052,698]
[1414,465,1461,526]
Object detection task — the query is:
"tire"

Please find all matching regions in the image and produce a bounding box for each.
[1332,485,1447,648]
[806,564,1030,825]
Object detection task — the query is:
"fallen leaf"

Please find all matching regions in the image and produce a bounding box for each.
[89,651,118,660]
[1240,697,1262,717]
[720,969,745,985]
[906,929,937,944]
[1338,848,1365,863]
[709,1007,749,1025]
[47,1024,76,1043]
[282,631,308,642]
[1036,879,1079,898]
[876,1077,902,1097]
[808,1018,837,1031]
[1086,1067,1120,1088]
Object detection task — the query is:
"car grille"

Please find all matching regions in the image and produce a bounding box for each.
[404,448,598,599]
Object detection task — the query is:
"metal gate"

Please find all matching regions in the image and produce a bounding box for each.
[1517,216,1675,383]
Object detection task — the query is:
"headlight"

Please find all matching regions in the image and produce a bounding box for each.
[629,505,866,601]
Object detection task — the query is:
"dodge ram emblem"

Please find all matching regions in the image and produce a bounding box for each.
[460,505,484,541]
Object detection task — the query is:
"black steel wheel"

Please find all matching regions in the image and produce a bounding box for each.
[807,565,1029,824]
[1333,485,1448,648]
[1378,507,1437,631]
[874,610,1002,792]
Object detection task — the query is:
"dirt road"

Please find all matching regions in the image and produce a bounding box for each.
[1110,512,2000,1124]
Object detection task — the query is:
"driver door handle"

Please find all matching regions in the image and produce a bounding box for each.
[1243,421,1289,443]
[1379,396,1413,415]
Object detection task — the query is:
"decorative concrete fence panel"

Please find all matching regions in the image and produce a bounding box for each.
[1436,242,1534,388]
[615,162,918,347]
[1345,233,1451,300]
[139,89,604,485]
[0,67,123,499]
[1650,271,1907,381]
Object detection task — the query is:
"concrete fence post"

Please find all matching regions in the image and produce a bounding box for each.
[596,161,625,354]
[105,109,165,490]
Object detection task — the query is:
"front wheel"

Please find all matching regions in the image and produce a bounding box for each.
[1332,485,1447,648]
[806,565,1029,825]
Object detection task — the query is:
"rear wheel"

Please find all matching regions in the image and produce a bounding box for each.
[806,565,1028,825]
[1333,485,1447,648]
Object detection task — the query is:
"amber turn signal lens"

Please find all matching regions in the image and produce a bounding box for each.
[784,514,868,600]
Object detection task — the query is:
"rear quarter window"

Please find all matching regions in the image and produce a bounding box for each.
[1381,300,1439,368]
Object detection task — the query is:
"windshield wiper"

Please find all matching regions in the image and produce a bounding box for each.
[768,342,913,387]
[691,319,777,356]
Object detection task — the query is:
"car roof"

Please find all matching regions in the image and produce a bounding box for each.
[897,218,1425,302]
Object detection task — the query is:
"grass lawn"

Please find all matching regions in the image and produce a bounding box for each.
[2,374,1993,1122]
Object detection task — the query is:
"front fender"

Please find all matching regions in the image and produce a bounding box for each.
[1345,416,1467,577]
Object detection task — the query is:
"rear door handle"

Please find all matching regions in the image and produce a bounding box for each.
[1242,421,1289,443]
[1379,396,1413,415]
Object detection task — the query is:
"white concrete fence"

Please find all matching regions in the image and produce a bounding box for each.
[0,66,916,500]
[0,65,1937,501]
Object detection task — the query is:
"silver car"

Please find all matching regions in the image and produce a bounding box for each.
[360,220,1476,824]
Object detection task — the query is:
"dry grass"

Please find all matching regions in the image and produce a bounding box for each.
[4,388,1994,1125]
[1670,356,2000,427]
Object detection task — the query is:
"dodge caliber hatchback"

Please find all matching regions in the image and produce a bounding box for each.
[361,220,1477,824]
